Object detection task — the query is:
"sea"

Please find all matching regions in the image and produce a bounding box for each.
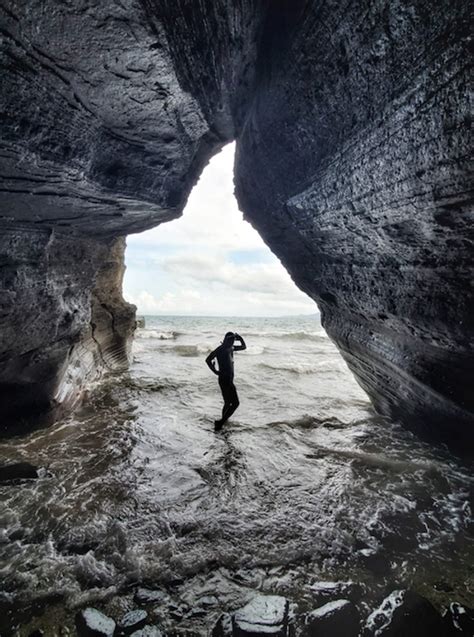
[0,314,472,634]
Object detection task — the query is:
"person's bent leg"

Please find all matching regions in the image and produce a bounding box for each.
[215,378,239,429]
[215,376,231,429]
[221,383,239,422]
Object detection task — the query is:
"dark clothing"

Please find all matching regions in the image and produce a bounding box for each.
[217,374,239,427]
[214,346,235,379]
[205,333,246,429]
[218,374,239,407]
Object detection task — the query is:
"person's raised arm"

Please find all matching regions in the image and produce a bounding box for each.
[233,333,247,351]
[205,348,220,375]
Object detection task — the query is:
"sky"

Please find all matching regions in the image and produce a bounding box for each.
[123,143,316,317]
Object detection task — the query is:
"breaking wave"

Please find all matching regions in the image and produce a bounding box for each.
[258,360,337,374]
[136,329,180,340]
[243,330,328,342]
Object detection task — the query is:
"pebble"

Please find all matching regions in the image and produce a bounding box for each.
[75,607,115,637]
[305,599,360,636]
[233,594,289,636]
[117,609,148,635]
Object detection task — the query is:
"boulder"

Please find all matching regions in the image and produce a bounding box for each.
[364,590,445,636]
[233,595,289,636]
[309,580,362,602]
[304,599,360,636]
[117,609,148,635]
[75,607,115,637]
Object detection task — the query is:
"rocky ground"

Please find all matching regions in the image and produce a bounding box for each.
[4,587,473,636]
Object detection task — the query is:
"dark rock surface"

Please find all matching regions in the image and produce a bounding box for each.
[134,588,169,605]
[117,609,148,635]
[213,613,233,637]
[0,462,38,482]
[0,1,472,441]
[364,589,446,636]
[304,599,360,636]
[234,0,473,444]
[0,229,135,431]
[129,628,163,637]
[442,602,474,635]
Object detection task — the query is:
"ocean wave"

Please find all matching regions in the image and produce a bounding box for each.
[258,360,334,374]
[171,344,209,357]
[241,345,266,355]
[136,329,180,340]
[119,376,181,393]
[266,414,347,429]
[242,330,327,342]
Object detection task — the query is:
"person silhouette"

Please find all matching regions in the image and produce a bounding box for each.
[205,332,246,431]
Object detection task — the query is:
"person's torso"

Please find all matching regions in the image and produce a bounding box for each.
[216,346,234,378]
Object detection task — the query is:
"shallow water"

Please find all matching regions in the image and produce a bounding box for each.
[1,315,473,633]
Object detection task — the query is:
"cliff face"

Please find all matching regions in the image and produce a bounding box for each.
[0,228,134,430]
[0,1,472,443]
[234,0,473,442]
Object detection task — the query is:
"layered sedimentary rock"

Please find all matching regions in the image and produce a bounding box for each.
[0,227,134,429]
[235,0,474,442]
[0,1,472,443]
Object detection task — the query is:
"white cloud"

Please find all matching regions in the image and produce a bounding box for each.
[128,143,264,253]
[127,288,315,317]
[124,143,316,317]
[128,289,203,314]
[159,254,303,298]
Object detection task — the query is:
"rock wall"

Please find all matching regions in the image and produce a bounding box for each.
[234,0,473,443]
[0,1,472,443]
[0,228,134,431]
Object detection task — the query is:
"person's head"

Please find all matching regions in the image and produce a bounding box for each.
[223,332,235,346]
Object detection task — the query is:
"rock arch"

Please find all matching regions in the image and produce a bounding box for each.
[0,0,472,443]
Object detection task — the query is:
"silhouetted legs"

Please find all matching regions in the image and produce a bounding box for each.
[215,376,239,430]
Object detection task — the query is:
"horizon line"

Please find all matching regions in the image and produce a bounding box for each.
[135,312,320,319]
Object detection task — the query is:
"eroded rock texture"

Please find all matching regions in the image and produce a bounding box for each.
[0,228,134,429]
[0,0,472,443]
[235,0,473,442]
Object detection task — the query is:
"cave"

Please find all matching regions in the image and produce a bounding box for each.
[1,3,474,634]
[0,0,472,447]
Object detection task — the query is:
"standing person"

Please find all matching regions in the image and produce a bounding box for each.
[205,332,246,431]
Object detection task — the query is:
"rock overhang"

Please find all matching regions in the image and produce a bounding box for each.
[0,0,472,446]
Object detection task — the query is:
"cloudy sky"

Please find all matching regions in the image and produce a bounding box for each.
[123,143,316,317]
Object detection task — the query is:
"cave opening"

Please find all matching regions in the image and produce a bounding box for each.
[120,140,370,437]
[123,143,315,318]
